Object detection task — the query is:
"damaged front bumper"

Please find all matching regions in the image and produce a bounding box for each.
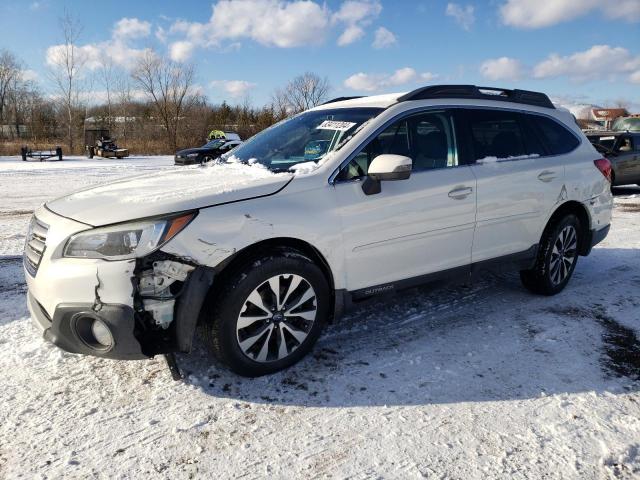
[25,207,213,360]
[27,292,147,359]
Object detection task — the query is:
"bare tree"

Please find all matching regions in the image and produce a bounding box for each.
[8,73,38,137]
[270,87,291,119]
[114,73,134,143]
[132,50,198,151]
[0,50,21,123]
[279,72,331,114]
[48,12,85,151]
[613,99,630,111]
[99,56,116,129]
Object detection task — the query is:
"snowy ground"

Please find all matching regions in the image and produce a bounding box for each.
[0,156,639,479]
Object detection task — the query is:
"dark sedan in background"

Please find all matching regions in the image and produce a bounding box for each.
[586,130,640,187]
[175,133,243,165]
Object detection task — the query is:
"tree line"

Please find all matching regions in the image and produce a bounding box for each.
[0,14,331,155]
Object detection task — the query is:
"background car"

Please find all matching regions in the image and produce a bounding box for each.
[174,133,242,165]
[586,131,640,187]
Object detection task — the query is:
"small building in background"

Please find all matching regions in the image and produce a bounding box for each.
[591,108,629,130]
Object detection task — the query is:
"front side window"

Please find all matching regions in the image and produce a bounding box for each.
[220,107,382,172]
[336,110,457,181]
[615,136,634,153]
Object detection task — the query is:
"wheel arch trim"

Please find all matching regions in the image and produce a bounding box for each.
[542,200,592,256]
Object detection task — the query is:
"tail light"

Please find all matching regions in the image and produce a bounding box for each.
[593,158,612,182]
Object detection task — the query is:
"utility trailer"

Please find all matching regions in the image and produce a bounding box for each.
[85,129,129,159]
[20,146,63,162]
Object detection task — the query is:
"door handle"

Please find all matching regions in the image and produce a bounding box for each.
[448,186,473,199]
[537,170,557,182]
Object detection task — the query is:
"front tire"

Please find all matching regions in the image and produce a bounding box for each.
[205,251,330,376]
[520,214,581,296]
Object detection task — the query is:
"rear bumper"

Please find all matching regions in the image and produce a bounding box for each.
[583,224,610,255]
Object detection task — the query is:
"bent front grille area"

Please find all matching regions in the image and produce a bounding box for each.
[24,216,49,276]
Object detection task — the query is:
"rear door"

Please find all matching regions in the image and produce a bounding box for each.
[333,109,477,292]
[462,108,567,262]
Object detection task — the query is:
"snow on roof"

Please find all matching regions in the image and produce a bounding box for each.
[313,92,404,110]
[554,103,601,120]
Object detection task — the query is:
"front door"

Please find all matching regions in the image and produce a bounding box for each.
[332,109,477,293]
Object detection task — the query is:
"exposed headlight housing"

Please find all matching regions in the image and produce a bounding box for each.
[63,212,196,260]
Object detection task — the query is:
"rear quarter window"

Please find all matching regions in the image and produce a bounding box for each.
[529,115,580,155]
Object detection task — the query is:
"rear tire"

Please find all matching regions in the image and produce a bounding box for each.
[205,250,330,376]
[520,214,581,296]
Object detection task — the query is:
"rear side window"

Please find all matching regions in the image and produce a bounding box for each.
[528,115,579,155]
[465,109,533,160]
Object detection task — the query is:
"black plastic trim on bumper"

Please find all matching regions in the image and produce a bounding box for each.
[28,292,148,360]
[584,224,611,255]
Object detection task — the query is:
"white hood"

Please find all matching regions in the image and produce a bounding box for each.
[46,163,293,226]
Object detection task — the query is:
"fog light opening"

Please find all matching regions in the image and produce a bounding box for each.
[72,314,114,351]
[91,319,114,348]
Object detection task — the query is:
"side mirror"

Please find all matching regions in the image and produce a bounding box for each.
[362,154,412,195]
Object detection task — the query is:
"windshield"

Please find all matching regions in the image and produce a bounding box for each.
[221,107,383,172]
[612,118,640,132]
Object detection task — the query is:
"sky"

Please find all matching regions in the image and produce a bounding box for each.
[1,0,639,109]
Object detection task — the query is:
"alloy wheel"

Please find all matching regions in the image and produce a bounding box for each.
[549,225,577,285]
[236,274,317,363]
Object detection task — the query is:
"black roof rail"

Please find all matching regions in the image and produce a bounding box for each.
[321,96,365,105]
[397,84,555,109]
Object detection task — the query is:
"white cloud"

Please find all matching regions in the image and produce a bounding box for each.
[372,27,397,49]
[332,0,382,45]
[630,70,640,84]
[500,0,640,29]
[169,41,195,62]
[46,17,152,72]
[446,3,475,30]
[167,0,384,52]
[332,0,382,24]
[533,45,640,82]
[175,0,330,48]
[211,79,257,98]
[20,69,39,82]
[113,17,151,39]
[155,26,168,43]
[344,67,438,92]
[337,25,365,46]
[480,57,525,81]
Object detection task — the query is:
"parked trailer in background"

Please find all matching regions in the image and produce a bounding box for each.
[20,146,63,162]
[85,129,129,159]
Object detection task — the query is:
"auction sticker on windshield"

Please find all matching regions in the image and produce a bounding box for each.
[316,120,356,131]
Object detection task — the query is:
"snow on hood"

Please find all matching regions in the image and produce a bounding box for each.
[46,162,292,226]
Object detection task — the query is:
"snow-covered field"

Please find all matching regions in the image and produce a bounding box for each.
[1,156,639,479]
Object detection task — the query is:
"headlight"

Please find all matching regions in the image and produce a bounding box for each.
[63,212,196,260]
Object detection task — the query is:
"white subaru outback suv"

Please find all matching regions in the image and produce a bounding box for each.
[25,85,613,377]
